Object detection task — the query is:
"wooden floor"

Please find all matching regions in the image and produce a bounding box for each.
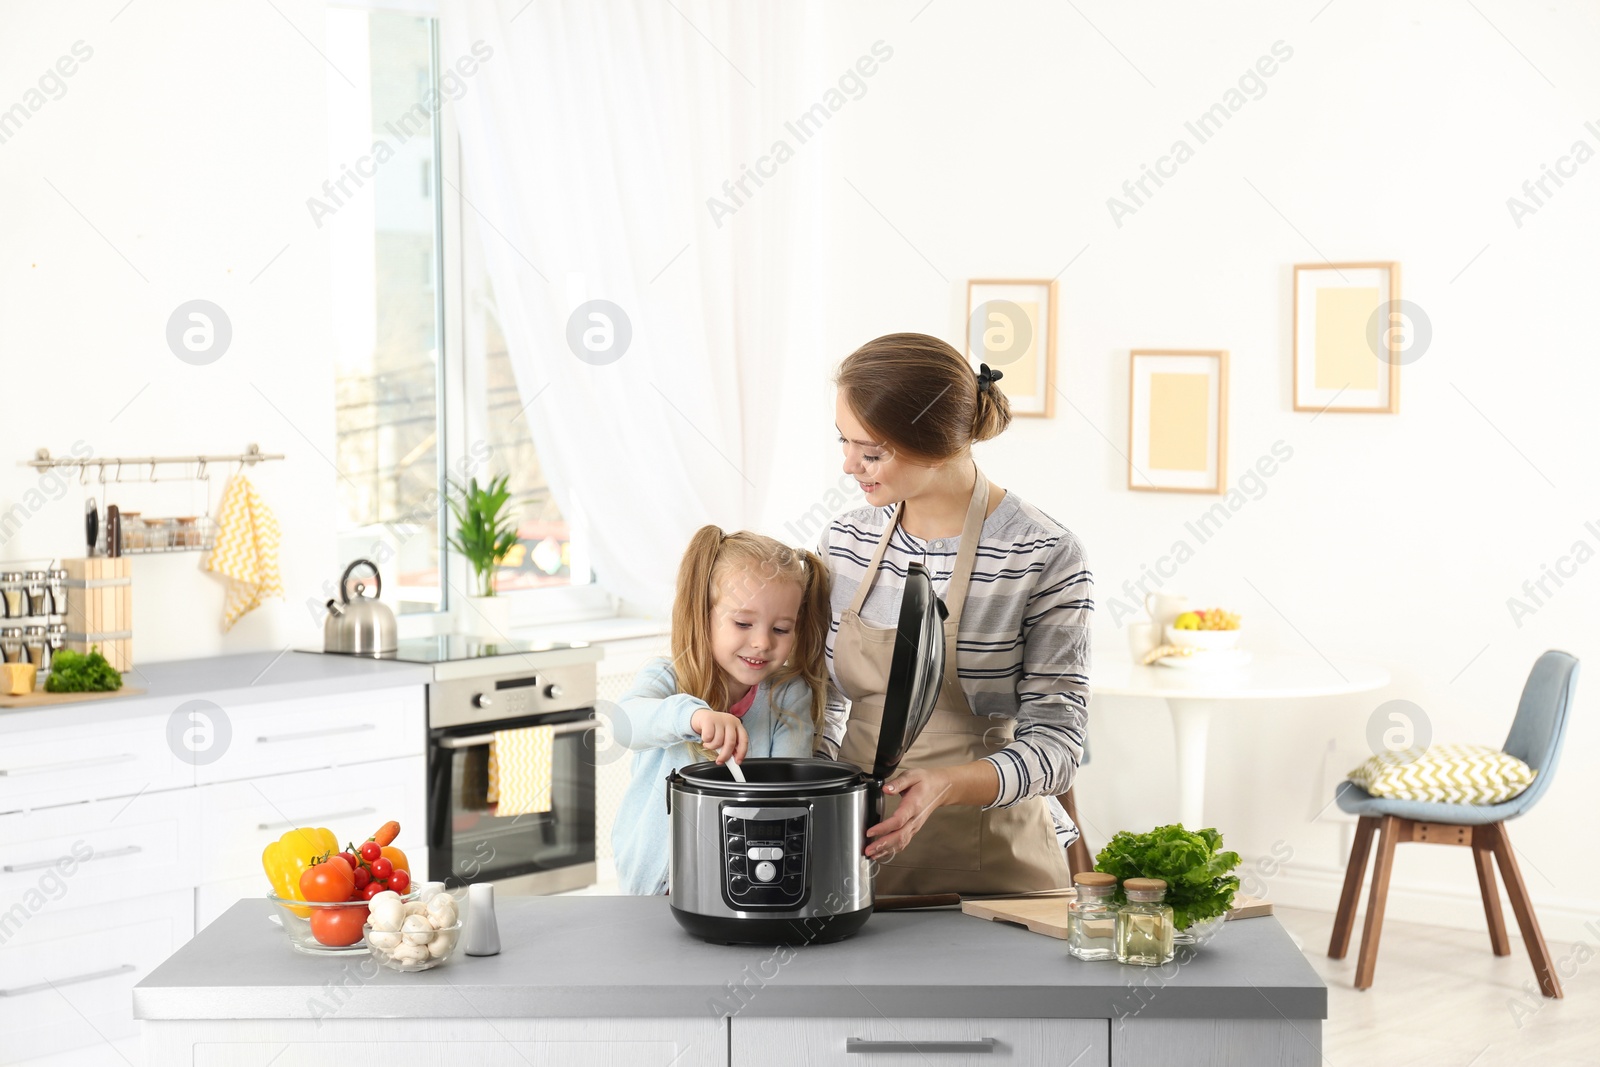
[1275,906,1599,1066]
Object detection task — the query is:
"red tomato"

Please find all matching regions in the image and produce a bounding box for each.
[300,860,356,903]
[352,866,372,889]
[370,858,394,881]
[362,882,386,901]
[388,869,411,894]
[309,905,368,947]
[359,841,382,863]
[337,851,359,871]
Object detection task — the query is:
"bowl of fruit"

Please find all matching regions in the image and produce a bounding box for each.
[364,886,463,971]
[1165,608,1242,651]
[262,819,417,955]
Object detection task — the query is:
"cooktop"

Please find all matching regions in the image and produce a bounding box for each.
[301,635,589,665]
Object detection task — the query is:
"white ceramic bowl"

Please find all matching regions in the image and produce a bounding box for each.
[1163,624,1241,651]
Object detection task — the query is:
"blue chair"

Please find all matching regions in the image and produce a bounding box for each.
[1327,650,1579,998]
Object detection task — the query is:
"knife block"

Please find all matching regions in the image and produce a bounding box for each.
[62,557,132,671]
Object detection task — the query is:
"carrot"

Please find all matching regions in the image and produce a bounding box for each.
[369,820,400,846]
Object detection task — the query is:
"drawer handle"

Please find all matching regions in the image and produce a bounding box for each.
[3,845,143,874]
[0,753,137,777]
[258,807,377,832]
[257,724,378,744]
[438,718,598,749]
[0,963,136,998]
[846,1038,998,1054]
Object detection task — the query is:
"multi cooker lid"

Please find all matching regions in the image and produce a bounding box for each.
[872,560,948,780]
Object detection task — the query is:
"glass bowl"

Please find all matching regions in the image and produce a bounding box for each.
[364,920,463,972]
[267,893,406,955]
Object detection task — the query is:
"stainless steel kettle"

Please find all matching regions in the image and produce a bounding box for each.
[323,559,397,655]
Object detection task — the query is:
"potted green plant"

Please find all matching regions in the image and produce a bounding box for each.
[446,475,520,638]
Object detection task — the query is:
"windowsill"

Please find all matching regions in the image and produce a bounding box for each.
[507,613,671,647]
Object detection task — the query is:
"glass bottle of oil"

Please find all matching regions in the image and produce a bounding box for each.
[1116,877,1174,966]
[1067,871,1119,961]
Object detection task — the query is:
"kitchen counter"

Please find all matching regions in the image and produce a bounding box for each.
[0,650,433,733]
[138,896,1324,1020]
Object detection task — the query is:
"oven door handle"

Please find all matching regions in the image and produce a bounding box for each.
[437,718,598,749]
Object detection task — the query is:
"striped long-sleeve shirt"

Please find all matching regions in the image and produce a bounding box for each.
[815,492,1093,817]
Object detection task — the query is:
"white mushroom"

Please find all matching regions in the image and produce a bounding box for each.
[427,927,458,958]
[425,896,458,928]
[401,914,436,945]
[392,941,429,963]
[367,930,402,953]
[367,891,405,931]
[402,899,430,918]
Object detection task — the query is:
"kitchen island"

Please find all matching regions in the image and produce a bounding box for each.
[135,895,1326,1066]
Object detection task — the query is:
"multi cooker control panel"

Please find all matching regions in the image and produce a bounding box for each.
[720,805,808,911]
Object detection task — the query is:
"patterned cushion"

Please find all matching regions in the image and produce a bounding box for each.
[1347,744,1537,805]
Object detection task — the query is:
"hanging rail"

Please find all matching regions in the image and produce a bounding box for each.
[27,443,284,482]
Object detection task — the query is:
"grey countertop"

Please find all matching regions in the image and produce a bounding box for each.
[0,651,434,733]
[134,897,1327,1022]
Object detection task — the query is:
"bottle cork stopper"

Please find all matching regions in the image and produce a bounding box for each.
[1122,877,1167,892]
[1072,872,1117,887]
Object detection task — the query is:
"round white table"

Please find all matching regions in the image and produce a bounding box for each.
[1093,652,1390,829]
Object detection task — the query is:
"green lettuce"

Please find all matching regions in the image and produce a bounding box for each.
[1094,824,1241,930]
[44,647,123,693]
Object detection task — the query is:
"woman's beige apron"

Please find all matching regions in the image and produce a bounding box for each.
[835,467,1071,896]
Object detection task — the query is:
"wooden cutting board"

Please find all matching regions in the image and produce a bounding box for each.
[0,687,143,709]
[962,891,1272,940]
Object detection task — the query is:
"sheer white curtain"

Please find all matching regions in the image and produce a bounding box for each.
[441,1,826,615]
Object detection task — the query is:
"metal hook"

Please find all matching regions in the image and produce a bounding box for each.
[98,462,106,485]
[197,459,207,481]
[149,461,158,483]
[115,461,123,483]
[80,463,89,486]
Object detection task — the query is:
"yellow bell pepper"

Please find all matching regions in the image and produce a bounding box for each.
[261,826,338,910]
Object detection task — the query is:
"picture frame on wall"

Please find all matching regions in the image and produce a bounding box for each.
[965,278,1057,418]
[1293,261,1401,414]
[1128,349,1228,495]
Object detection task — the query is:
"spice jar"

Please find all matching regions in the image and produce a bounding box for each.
[47,568,67,617]
[1067,871,1119,962]
[0,573,24,618]
[47,623,65,661]
[119,512,143,551]
[1,627,22,663]
[24,625,48,670]
[24,571,48,617]
[176,516,199,548]
[1116,877,1175,967]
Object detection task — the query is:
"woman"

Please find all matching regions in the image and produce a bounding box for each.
[815,332,1093,896]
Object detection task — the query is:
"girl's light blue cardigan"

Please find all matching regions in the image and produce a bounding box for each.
[611,657,817,895]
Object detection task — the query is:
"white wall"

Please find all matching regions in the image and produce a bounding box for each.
[0,0,340,662]
[758,1,1600,938]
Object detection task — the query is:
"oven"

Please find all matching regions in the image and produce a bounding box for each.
[425,656,600,895]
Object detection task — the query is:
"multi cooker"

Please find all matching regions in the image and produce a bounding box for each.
[666,561,947,945]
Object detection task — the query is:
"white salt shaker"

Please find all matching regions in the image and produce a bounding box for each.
[464,882,501,956]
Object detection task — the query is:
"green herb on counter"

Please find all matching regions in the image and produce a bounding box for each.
[1094,824,1241,930]
[44,647,123,693]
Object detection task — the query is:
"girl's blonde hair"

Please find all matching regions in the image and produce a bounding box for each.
[670,525,832,739]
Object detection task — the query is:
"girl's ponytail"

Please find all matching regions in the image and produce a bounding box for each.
[671,525,733,722]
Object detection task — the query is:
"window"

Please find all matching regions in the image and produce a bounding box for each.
[326,9,446,614]
[327,9,599,621]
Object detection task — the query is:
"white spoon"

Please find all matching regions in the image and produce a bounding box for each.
[726,757,746,783]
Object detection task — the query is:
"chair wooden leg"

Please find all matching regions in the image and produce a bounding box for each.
[1486,821,1563,998]
[1472,826,1511,957]
[1062,787,1092,878]
[1353,815,1400,990]
[1328,816,1378,960]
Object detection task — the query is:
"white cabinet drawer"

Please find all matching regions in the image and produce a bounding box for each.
[195,686,424,785]
[0,887,191,1063]
[0,787,201,910]
[0,712,192,813]
[731,1017,1109,1066]
[197,755,426,887]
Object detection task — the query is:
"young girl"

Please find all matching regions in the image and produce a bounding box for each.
[612,525,832,896]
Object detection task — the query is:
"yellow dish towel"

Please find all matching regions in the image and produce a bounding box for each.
[204,473,284,631]
[486,725,554,816]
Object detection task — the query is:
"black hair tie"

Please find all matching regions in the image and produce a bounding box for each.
[976,363,1004,394]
